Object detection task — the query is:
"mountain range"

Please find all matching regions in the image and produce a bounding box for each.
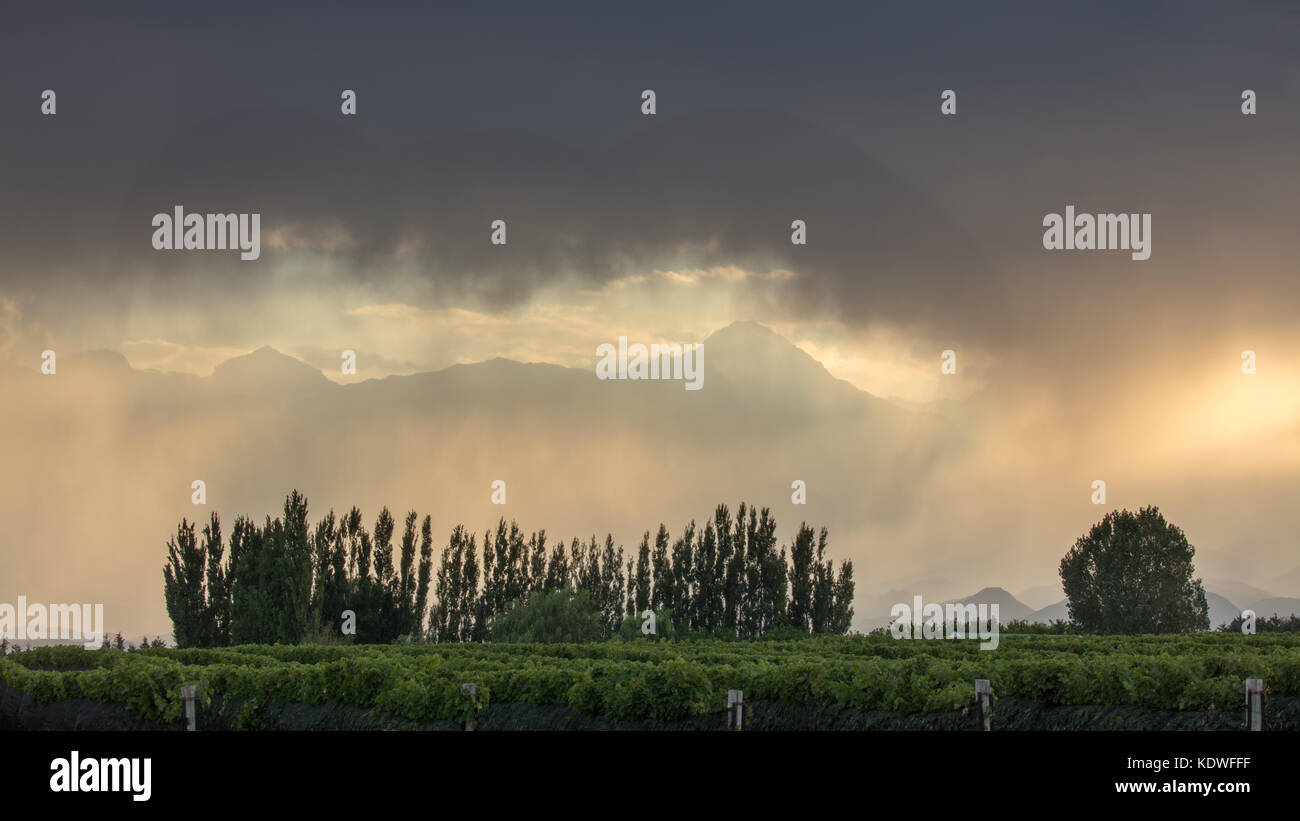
[860,586,1300,633]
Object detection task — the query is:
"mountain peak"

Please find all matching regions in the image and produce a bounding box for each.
[245,345,297,360]
[702,321,814,364]
[942,588,1034,621]
[699,320,876,404]
[211,346,330,389]
[704,320,786,345]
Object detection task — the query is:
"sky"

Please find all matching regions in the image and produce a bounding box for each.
[2,2,1299,635]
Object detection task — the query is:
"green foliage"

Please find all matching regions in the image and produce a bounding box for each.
[1060,506,1210,634]
[489,590,606,644]
[164,494,855,648]
[162,517,208,648]
[1219,613,1300,633]
[170,493,435,648]
[166,495,864,653]
[1000,619,1078,635]
[617,606,677,641]
[6,634,1298,728]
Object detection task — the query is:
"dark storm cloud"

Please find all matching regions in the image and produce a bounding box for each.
[2,100,1008,338]
[0,0,1298,350]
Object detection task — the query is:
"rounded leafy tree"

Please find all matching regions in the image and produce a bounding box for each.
[1060,506,1209,634]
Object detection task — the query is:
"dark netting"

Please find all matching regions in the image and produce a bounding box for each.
[6,685,1297,731]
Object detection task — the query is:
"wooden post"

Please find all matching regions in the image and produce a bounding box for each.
[180,685,197,731]
[1246,678,1264,731]
[462,683,478,732]
[727,689,743,731]
[975,679,991,731]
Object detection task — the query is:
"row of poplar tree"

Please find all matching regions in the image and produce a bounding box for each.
[163,490,856,648]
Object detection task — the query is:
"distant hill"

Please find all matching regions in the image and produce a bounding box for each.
[1027,591,1239,631]
[1016,584,1064,611]
[1027,600,1069,624]
[1205,592,1240,631]
[871,586,1245,632]
[943,587,1034,623]
[1244,597,1300,620]
[867,586,1033,632]
[210,345,333,395]
[1205,580,1275,609]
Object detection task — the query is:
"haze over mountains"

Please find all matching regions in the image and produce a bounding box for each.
[861,585,1299,634]
[1,321,1297,637]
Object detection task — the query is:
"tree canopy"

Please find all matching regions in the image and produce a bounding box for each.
[164,492,856,646]
[1060,506,1209,634]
